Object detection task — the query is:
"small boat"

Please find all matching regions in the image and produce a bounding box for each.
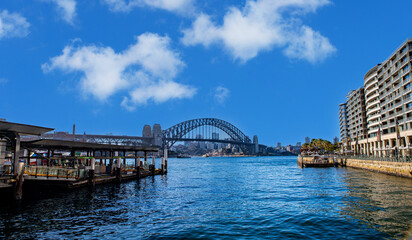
[177,155,191,158]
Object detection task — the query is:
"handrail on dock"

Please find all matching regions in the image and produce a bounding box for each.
[300,154,412,163]
[24,165,87,180]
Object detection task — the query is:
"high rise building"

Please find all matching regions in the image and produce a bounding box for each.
[305,137,310,144]
[253,135,259,153]
[375,39,412,153]
[339,103,349,142]
[340,39,412,156]
[364,65,381,138]
[347,88,368,143]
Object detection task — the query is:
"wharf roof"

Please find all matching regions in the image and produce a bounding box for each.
[0,120,54,136]
[21,139,159,152]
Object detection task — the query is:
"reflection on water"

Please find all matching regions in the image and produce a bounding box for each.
[0,156,411,239]
[341,169,412,239]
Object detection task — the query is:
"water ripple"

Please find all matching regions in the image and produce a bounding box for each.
[0,156,411,239]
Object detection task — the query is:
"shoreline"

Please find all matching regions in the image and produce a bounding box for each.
[299,155,412,179]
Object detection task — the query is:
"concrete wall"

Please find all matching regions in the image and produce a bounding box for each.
[298,155,412,179]
[343,158,412,179]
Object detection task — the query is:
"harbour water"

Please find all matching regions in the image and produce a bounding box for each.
[1,156,412,239]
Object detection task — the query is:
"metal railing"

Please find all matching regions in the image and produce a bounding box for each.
[301,154,412,163]
[337,154,412,163]
[24,166,87,179]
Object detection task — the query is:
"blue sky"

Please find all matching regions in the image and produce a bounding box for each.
[0,0,411,146]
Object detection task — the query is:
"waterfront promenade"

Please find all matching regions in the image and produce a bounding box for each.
[298,154,412,178]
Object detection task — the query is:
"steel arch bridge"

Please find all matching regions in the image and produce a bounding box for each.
[162,118,253,154]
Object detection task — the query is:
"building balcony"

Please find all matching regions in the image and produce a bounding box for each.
[368,122,380,129]
[367,117,380,125]
[366,108,380,117]
[365,92,379,102]
[368,128,378,134]
[405,116,412,122]
[382,121,395,129]
[365,83,378,93]
[400,57,410,69]
[366,102,379,112]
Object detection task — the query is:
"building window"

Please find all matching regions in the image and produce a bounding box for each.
[404,73,411,81]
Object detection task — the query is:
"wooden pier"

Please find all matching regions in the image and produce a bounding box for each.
[297,155,341,168]
[0,120,167,201]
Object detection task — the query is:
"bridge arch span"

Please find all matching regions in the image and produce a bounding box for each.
[162,118,252,153]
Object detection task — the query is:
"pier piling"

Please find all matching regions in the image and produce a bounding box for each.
[144,152,148,169]
[152,157,155,176]
[14,162,24,200]
[164,148,168,174]
[116,158,121,183]
[89,158,95,187]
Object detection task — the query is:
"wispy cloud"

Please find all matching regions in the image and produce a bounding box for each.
[182,0,336,63]
[42,33,196,110]
[122,80,196,110]
[214,86,230,104]
[0,78,8,85]
[103,0,194,14]
[0,10,30,39]
[46,0,77,24]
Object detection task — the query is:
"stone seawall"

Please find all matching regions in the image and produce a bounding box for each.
[343,158,412,179]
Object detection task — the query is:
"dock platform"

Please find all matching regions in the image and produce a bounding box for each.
[297,155,340,168]
[0,120,168,200]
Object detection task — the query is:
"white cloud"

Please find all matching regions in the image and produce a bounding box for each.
[0,78,8,85]
[283,26,336,63]
[103,0,193,14]
[48,0,77,24]
[214,86,229,104]
[0,10,30,39]
[121,80,196,110]
[42,33,196,109]
[182,0,336,63]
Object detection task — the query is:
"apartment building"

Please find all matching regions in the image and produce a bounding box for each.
[339,103,349,141]
[347,88,368,141]
[375,39,412,155]
[364,65,381,138]
[340,39,412,156]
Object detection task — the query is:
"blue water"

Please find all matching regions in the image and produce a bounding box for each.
[1,156,412,239]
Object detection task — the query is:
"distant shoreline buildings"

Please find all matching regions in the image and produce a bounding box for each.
[339,39,412,156]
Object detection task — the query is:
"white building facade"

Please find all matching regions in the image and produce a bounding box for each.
[341,39,412,156]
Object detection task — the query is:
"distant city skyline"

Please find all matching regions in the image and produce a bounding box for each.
[1,1,412,146]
